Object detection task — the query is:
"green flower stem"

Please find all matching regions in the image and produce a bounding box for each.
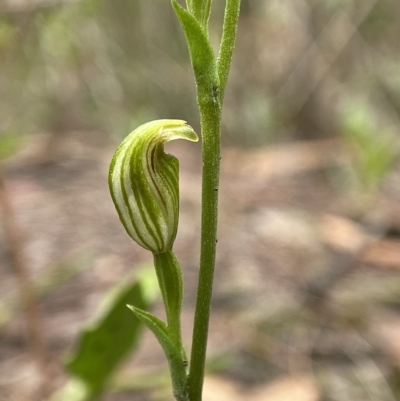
[153,251,188,400]
[153,251,185,358]
[187,1,240,399]
[188,95,221,401]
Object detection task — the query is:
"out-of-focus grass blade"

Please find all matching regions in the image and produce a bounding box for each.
[0,250,93,326]
[63,267,158,399]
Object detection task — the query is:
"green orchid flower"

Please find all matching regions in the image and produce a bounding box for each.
[109,119,198,254]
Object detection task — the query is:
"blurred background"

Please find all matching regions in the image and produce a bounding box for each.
[1,0,400,400]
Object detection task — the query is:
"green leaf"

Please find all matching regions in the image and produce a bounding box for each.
[171,0,219,103]
[217,0,241,102]
[186,0,194,15]
[128,306,189,401]
[65,270,155,398]
[127,305,170,352]
[189,0,212,30]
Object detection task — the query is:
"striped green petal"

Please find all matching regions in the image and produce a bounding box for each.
[109,120,198,254]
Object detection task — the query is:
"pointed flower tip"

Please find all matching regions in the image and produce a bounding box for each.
[158,119,198,143]
[109,119,198,254]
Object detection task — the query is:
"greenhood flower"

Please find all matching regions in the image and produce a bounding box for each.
[109,119,198,254]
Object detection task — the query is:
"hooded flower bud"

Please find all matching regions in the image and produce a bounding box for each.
[109,120,198,254]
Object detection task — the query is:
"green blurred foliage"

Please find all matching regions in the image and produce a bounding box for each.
[0,18,16,50]
[0,0,399,178]
[64,268,158,399]
[341,102,398,193]
[0,132,24,160]
[359,1,396,40]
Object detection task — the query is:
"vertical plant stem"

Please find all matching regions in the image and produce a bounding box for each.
[187,2,240,399]
[188,91,222,401]
[153,251,185,357]
[0,166,52,398]
[168,1,240,399]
